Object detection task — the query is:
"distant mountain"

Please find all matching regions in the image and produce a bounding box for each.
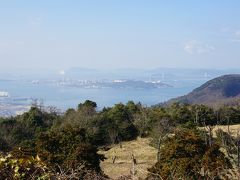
[167,74,240,106]
[66,67,148,80]
[148,68,240,81]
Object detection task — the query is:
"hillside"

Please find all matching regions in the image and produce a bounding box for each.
[99,138,157,179]
[168,74,240,106]
[99,126,240,179]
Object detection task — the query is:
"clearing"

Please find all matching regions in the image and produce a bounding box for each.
[99,137,157,179]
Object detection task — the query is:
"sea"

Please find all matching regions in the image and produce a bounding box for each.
[1,68,237,115]
[0,78,206,112]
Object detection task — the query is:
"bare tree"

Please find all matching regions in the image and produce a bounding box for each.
[155,118,173,161]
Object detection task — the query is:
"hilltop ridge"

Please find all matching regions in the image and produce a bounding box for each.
[167,74,240,106]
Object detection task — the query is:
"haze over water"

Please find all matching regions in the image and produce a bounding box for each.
[1,67,239,115]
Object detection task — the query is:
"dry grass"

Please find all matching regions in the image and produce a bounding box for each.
[98,138,157,179]
[200,124,240,138]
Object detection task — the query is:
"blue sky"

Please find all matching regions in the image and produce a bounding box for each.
[0,1,240,72]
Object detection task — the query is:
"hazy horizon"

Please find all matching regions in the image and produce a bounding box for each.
[1,1,240,72]
[2,66,240,77]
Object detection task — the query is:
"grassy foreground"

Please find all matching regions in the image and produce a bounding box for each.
[98,138,157,179]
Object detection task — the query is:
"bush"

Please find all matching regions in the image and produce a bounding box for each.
[36,126,105,174]
[147,128,233,179]
[0,152,49,179]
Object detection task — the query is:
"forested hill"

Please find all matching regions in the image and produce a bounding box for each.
[167,74,240,106]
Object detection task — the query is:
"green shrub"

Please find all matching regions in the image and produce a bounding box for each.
[147,128,233,179]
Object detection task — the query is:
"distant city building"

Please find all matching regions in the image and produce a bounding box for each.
[0,91,9,97]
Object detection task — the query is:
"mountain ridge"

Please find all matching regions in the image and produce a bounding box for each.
[167,74,240,106]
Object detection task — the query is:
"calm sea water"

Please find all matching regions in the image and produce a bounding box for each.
[0,79,206,110]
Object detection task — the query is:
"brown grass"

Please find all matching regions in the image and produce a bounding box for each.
[98,138,157,179]
[200,124,240,138]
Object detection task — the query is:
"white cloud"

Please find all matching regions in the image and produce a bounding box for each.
[220,27,240,42]
[235,31,240,37]
[230,30,240,42]
[226,30,240,43]
[184,40,215,54]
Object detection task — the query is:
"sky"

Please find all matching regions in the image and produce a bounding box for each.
[0,1,240,72]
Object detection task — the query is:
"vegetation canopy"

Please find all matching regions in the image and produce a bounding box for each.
[0,100,239,179]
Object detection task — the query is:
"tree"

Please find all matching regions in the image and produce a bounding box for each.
[106,103,138,142]
[191,104,216,126]
[78,100,97,116]
[20,107,44,127]
[168,103,193,125]
[147,128,233,179]
[126,101,141,119]
[36,125,105,174]
[133,107,151,137]
[0,137,9,152]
